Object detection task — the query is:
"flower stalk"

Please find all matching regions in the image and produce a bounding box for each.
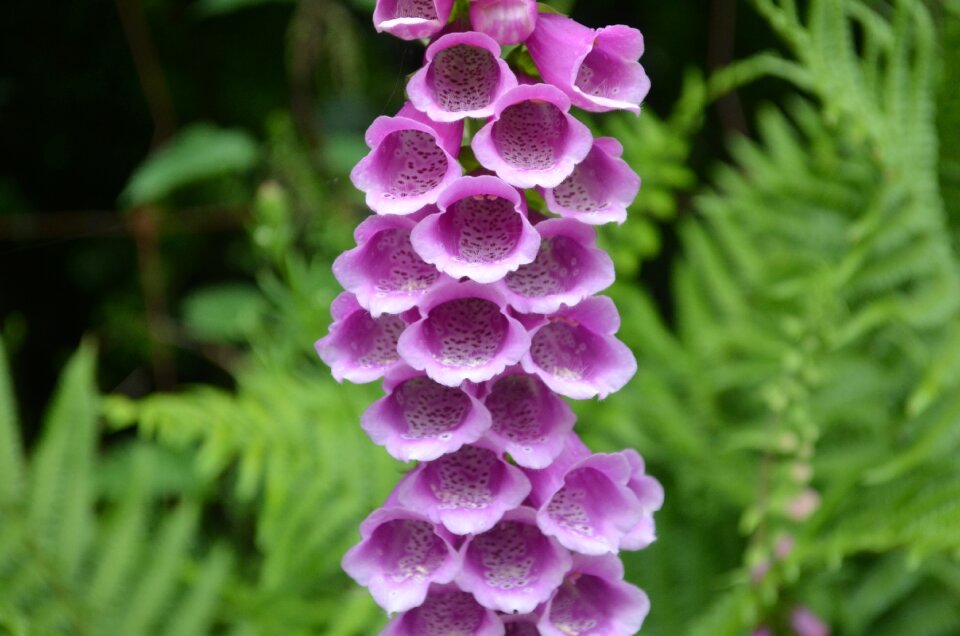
[318,2,660,633]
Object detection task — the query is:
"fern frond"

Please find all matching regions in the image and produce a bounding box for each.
[27,340,98,580]
[0,337,24,506]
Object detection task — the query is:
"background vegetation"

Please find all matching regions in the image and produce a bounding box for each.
[2,0,960,634]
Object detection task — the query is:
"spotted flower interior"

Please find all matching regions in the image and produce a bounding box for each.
[398,444,531,535]
[319,3,658,633]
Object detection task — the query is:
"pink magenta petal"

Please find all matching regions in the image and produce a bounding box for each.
[361,367,492,462]
[497,218,615,314]
[457,507,572,614]
[373,0,455,41]
[500,613,542,635]
[315,292,409,383]
[619,449,664,550]
[520,297,636,399]
[481,367,576,469]
[543,136,641,226]
[398,280,531,386]
[351,105,463,215]
[396,443,531,535]
[471,84,593,189]
[333,214,448,316]
[381,583,506,636]
[527,14,650,114]
[407,32,518,122]
[341,507,461,613]
[469,0,538,45]
[534,452,645,555]
[411,175,540,284]
[539,554,650,636]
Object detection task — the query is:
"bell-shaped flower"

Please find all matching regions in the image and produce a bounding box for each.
[351,104,463,216]
[469,0,538,45]
[457,507,572,614]
[543,137,640,225]
[531,451,646,555]
[521,296,636,399]
[341,507,461,613]
[501,613,542,635]
[396,443,531,535]
[471,84,593,189]
[481,368,576,469]
[398,281,531,386]
[361,367,492,462]
[411,176,540,284]
[790,606,830,636]
[539,554,650,636]
[373,0,454,41]
[619,449,664,551]
[407,32,518,122]
[381,583,506,636]
[333,214,447,317]
[523,431,592,497]
[526,14,650,114]
[315,292,409,383]
[497,218,615,314]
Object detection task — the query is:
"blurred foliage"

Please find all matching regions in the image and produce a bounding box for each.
[121,124,259,207]
[2,0,960,635]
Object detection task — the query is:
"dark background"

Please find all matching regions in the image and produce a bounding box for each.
[0,0,776,439]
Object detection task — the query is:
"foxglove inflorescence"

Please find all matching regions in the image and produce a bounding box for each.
[318,3,660,634]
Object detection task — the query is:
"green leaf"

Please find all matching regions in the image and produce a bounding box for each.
[118,503,200,636]
[536,2,568,16]
[161,546,232,636]
[0,336,24,506]
[687,589,756,636]
[27,339,99,579]
[121,124,258,207]
[181,283,269,343]
[323,132,369,177]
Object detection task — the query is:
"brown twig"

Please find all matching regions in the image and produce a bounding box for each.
[708,0,749,136]
[113,0,177,145]
[128,206,176,390]
[0,206,249,243]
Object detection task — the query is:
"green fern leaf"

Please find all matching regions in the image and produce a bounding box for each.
[27,339,98,580]
[0,337,24,507]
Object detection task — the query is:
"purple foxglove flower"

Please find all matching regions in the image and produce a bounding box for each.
[361,367,492,462]
[410,175,540,284]
[315,292,409,383]
[471,84,593,189]
[373,0,455,41]
[407,32,519,122]
[469,0,538,45]
[333,214,448,317]
[381,583,506,636]
[531,451,647,555]
[543,137,641,226]
[457,507,572,614]
[523,431,592,499]
[396,443,531,535]
[539,554,649,636]
[501,613,542,635]
[619,449,664,551]
[526,14,650,114]
[791,606,830,636]
[496,218,615,315]
[341,507,461,613]
[482,368,576,469]
[520,296,636,399]
[351,104,464,216]
[398,280,531,386]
